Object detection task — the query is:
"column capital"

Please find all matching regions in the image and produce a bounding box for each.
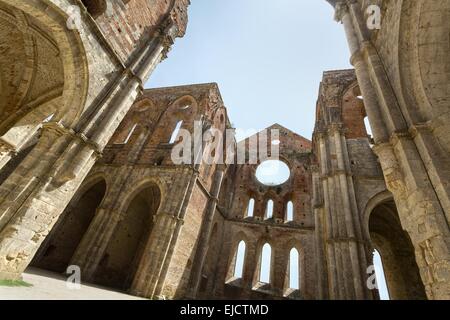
[328,123,344,135]
[389,130,412,147]
[409,122,433,139]
[334,1,350,22]
[43,122,102,157]
[0,138,16,156]
[157,16,178,61]
[155,211,185,225]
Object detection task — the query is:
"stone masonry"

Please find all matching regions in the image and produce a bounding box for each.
[0,0,449,300]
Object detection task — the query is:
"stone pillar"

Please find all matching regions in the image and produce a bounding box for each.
[312,165,328,299]
[187,165,225,298]
[332,0,450,299]
[69,206,124,281]
[130,169,195,298]
[332,126,366,299]
[0,20,178,281]
[71,122,160,279]
[317,133,339,299]
[316,122,373,300]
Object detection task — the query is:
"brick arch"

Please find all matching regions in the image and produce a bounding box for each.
[211,107,228,131]
[117,177,167,215]
[153,94,199,145]
[112,99,156,145]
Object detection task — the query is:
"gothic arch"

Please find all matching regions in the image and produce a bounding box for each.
[363,191,427,300]
[118,178,167,215]
[93,182,162,291]
[31,175,107,273]
[226,232,250,282]
[0,0,89,130]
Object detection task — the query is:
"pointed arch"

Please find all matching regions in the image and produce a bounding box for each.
[259,243,272,284]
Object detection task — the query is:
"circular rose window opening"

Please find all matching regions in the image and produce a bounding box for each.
[255,160,290,186]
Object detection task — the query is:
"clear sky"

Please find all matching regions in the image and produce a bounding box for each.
[145,0,389,300]
[145,0,352,140]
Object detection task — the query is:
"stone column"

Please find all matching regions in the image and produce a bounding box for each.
[317,133,339,299]
[70,206,125,281]
[312,165,328,299]
[71,121,161,279]
[0,20,178,281]
[333,125,368,299]
[130,169,195,298]
[332,0,450,299]
[187,165,225,298]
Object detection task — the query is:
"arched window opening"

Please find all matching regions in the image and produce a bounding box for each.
[368,199,426,299]
[169,120,183,144]
[233,241,246,279]
[265,200,273,220]
[259,243,272,283]
[373,249,390,300]
[364,117,373,138]
[289,248,300,290]
[286,201,294,222]
[246,198,255,217]
[117,123,138,145]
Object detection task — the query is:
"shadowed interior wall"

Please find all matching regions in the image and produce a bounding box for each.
[92,185,160,291]
[369,200,427,300]
[31,179,107,273]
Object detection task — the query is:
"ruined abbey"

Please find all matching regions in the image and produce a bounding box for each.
[0,0,449,300]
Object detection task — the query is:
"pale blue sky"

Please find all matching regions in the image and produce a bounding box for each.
[145,0,351,139]
[145,0,389,300]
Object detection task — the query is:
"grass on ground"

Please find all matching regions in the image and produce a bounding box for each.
[0,279,33,287]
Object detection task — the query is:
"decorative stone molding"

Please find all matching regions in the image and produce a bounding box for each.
[372,143,407,195]
[334,1,349,22]
[0,139,16,157]
[409,122,433,139]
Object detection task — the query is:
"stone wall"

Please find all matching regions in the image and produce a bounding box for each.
[330,0,450,299]
[0,0,190,282]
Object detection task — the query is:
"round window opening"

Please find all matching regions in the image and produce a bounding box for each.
[255,160,290,186]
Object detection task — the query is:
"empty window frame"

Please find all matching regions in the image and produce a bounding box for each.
[169,120,183,144]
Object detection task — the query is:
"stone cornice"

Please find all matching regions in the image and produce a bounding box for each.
[42,122,102,157]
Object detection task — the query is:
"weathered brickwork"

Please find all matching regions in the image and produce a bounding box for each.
[0,0,449,301]
[0,0,190,282]
[91,0,189,63]
[205,125,316,300]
